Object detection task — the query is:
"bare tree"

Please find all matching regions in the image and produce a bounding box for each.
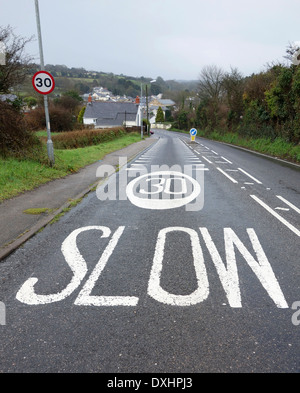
[198,65,224,102]
[198,65,225,128]
[0,25,33,94]
[222,67,245,126]
[283,41,300,64]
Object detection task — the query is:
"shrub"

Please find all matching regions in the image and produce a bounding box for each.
[25,104,74,132]
[0,101,42,158]
[48,127,127,149]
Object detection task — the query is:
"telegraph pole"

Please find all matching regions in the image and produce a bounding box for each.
[34,0,55,166]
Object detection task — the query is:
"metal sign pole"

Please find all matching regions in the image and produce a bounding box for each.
[140,83,143,139]
[34,0,55,165]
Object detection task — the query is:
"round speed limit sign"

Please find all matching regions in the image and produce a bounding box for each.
[32,70,55,95]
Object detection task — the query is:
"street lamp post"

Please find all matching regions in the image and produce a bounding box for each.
[34,0,55,166]
[140,83,143,139]
[140,79,156,138]
[146,80,156,135]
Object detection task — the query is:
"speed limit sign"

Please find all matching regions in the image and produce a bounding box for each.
[32,70,55,95]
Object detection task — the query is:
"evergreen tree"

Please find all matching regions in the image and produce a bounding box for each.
[155,106,165,122]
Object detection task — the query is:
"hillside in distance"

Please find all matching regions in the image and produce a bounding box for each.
[24,64,198,100]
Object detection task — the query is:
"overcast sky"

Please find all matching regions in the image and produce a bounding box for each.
[1,0,299,80]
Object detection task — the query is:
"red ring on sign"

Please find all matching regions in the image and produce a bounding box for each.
[32,70,55,95]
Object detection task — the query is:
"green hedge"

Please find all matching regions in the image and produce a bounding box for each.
[43,127,127,149]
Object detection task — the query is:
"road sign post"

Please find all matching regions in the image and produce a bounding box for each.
[34,0,55,166]
[32,71,55,166]
[190,128,197,142]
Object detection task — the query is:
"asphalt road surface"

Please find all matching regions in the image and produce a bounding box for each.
[0,129,299,374]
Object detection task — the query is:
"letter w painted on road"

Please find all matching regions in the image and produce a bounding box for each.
[200,228,288,308]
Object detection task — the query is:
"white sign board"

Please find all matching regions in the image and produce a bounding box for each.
[32,70,55,95]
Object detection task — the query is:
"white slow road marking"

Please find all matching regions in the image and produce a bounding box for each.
[200,228,288,308]
[148,227,209,306]
[217,167,238,184]
[75,227,139,306]
[16,226,112,305]
[250,195,300,237]
[276,195,300,214]
[238,168,262,184]
[16,225,289,308]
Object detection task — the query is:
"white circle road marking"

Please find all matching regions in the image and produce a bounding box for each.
[126,171,201,210]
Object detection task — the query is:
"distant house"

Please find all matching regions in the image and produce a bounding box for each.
[0,94,18,103]
[149,98,175,124]
[150,98,175,108]
[83,101,140,128]
[92,87,112,101]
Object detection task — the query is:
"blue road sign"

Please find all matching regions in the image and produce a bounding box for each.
[190,128,197,136]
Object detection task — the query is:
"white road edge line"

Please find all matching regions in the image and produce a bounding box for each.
[250,195,300,237]
[276,195,300,214]
[238,168,262,184]
[217,167,238,183]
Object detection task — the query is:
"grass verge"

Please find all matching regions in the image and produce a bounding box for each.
[0,132,142,202]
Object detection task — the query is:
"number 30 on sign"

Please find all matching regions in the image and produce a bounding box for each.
[32,70,55,95]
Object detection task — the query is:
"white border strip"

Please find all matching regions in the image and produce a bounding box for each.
[250,195,300,237]
[221,156,233,164]
[217,167,238,183]
[238,168,262,184]
[276,195,300,214]
[202,156,212,164]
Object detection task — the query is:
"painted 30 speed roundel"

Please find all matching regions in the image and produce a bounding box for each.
[126,171,201,210]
